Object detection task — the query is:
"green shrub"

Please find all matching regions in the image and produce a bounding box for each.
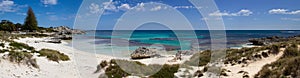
[9,42,34,51]
[225,43,282,64]
[95,60,109,73]
[104,59,180,78]
[100,60,108,68]
[270,44,280,54]
[282,46,299,58]
[8,51,39,68]
[0,49,8,53]
[0,43,4,48]
[256,44,300,78]
[38,49,70,62]
[8,51,32,63]
[149,64,179,78]
[105,60,131,78]
[184,50,211,66]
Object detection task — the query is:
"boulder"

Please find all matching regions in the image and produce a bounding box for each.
[130,47,158,59]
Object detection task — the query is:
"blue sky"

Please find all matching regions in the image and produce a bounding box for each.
[0,0,300,30]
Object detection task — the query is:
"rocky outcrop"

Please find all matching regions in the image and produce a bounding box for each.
[52,26,85,40]
[248,39,264,45]
[248,36,289,45]
[130,47,158,59]
[52,26,85,35]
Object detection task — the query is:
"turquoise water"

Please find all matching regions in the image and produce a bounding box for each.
[72,30,300,57]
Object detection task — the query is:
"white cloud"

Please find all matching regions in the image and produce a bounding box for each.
[102,1,117,12]
[281,18,300,21]
[150,5,162,11]
[89,3,101,14]
[269,9,300,15]
[102,2,204,14]
[0,0,27,13]
[118,4,131,11]
[41,0,57,5]
[0,0,15,12]
[201,17,222,21]
[209,9,253,16]
[135,2,145,11]
[173,6,202,9]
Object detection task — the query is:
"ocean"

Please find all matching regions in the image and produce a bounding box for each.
[72,30,300,57]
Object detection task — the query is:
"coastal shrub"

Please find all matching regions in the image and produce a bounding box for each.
[255,44,300,78]
[9,42,34,51]
[270,44,280,54]
[104,59,180,78]
[100,60,108,68]
[225,44,282,65]
[220,69,228,76]
[95,60,109,73]
[282,45,299,58]
[0,49,8,53]
[255,56,300,78]
[8,51,39,68]
[194,70,203,77]
[38,49,70,62]
[105,60,130,78]
[184,50,211,66]
[149,64,180,78]
[0,43,4,48]
[8,51,32,63]
[261,52,269,58]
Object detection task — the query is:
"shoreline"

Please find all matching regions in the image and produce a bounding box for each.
[0,35,292,78]
[5,37,192,77]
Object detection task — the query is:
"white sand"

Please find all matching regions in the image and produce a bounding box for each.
[222,48,285,78]
[0,37,115,78]
[0,37,191,78]
[1,37,285,78]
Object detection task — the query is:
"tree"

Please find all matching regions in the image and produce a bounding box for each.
[23,7,38,31]
[0,20,16,32]
[15,23,22,31]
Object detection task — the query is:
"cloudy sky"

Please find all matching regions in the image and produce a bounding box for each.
[0,0,300,30]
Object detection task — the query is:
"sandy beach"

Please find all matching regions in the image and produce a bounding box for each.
[0,37,193,78]
[0,37,113,78]
[0,37,289,78]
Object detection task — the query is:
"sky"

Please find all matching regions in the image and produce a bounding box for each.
[0,0,300,30]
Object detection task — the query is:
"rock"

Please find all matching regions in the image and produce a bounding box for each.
[130,47,158,59]
[52,26,85,40]
[52,26,85,35]
[248,39,265,45]
[248,36,289,46]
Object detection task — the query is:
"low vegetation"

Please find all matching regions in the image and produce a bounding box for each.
[8,51,39,68]
[255,43,300,78]
[0,43,4,48]
[149,64,180,78]
[103,59,179,78]
[225,43,282,65]
[184,50,211,66]
[9,42,35,51]
[38,49,70,62]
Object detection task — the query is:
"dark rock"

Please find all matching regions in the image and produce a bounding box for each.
[248,36,289,46]
[248,39,265,45]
